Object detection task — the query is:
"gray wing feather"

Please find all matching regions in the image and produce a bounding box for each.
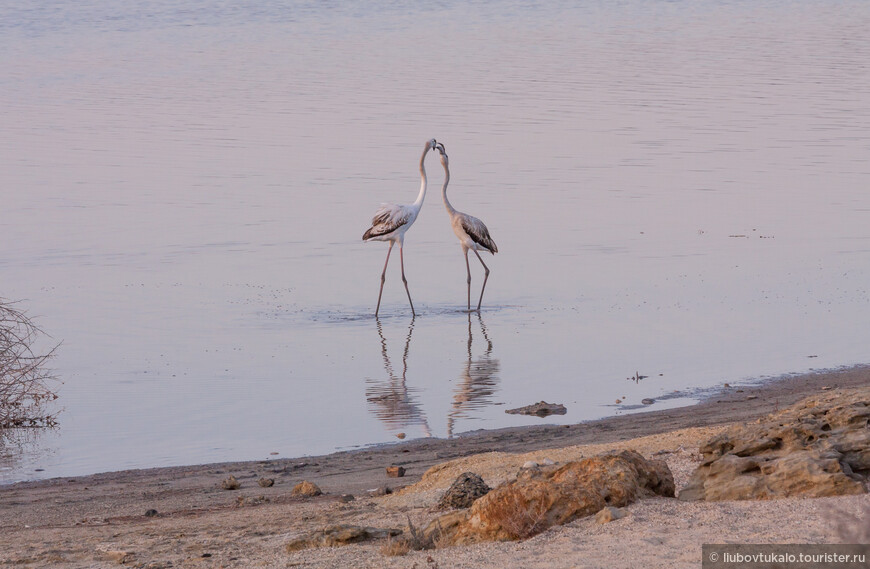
[363,204,413,240]
[461,215,498,253]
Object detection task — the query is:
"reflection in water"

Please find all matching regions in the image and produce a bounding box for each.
[365,318,432,436]
[447,313,500,438]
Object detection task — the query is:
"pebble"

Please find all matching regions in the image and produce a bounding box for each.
[221,475,240,490]
[641,398,655,405]
[386,466,405,478]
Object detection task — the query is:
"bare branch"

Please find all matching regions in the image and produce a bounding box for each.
[0,299,61,430]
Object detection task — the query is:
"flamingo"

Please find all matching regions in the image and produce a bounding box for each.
[363,139,438,317]
[436,142,498,311]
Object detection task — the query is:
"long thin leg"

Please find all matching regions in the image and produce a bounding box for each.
[473,249,491,311]
[464,248,472,311]
[399,245,416,316]
[375,242,394,317]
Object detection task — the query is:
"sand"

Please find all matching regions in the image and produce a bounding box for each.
[1,366,868,568]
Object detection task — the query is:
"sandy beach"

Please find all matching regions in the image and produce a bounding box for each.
[1,365,868,568]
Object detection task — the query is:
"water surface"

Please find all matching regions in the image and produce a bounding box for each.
[2,0,870,483]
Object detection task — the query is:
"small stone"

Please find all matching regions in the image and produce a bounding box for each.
[595,506,627,524]
[291,480,322,497]
[386,466,406,478]
[615,399,622,404]
[102,550,132,564]
[641,398,655,405]
[746,395,758,400]
[540,458,555,466]
[822,386,833,391]
[396,432,406,439]
[236,495,269,506]
[339,494,355,503]
[258,477,275,488]
[522,461,539,469]
[723,383,730,387]
[144,509,158,517]
[368,485,392,497]
[221,475,240,490]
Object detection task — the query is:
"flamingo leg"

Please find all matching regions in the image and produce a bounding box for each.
[375,241,394,317]
[472,249,491,311]
[464,248,472,311]
[399,244,416,316]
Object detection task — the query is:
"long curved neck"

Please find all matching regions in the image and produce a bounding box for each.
[440,159,455,215]
[413,146,429,207]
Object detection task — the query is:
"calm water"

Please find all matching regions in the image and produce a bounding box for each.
[2,0,870,483]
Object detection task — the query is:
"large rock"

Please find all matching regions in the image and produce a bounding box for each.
[679,387,870,501]
[425,449,673,544]
[436,472,491,510]
[285,525,402,552]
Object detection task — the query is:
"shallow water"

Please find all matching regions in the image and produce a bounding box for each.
[2,0,870,483]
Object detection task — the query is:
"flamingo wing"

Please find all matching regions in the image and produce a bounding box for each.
[363,203,414,240]
[461,214,498,254]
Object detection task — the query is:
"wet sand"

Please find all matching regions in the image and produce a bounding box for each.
[0,365,867,568]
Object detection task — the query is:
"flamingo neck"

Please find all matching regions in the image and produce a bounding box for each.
[441,162,455,215]
[413,146,430,208]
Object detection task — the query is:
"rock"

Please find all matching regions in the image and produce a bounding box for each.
[339,494,355,503]
[291,480,322,497]
[221,475,240,490]
[521,461,539,469]
[436,472,491,510]
[369,485,392,497]
[425,449,674,544]
[236,495,269,507]
[505,401,567,417]
[595,506,627,524]
[258,477,274,488]
[386,466,406,478]
[144,509,158,517]
[396,432,406,439]
[679,387,870,501]
[285,524,402,552]
[641,398,655,405]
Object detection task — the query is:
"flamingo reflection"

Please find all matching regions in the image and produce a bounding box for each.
[447,312,500,438]
[365,318,432,437]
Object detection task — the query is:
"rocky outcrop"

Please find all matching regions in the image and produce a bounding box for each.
[424,450,673,544]
[284,525,401,552]
[679,387,870,501]
[436,472,491,510]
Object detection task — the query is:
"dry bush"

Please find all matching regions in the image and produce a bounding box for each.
[0,300,59,430]
[379,536,411,557]
[483,488,551,540]
[381,516,434,556]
